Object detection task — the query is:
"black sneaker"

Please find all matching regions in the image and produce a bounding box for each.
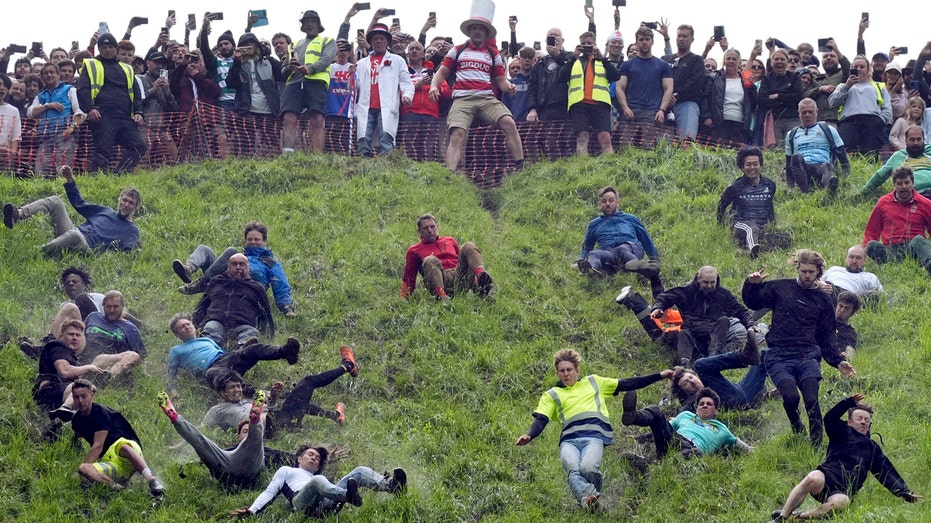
[48,405,76,422]
[148,476,165,497]
[345,477,363,506]
[281,337,300,365]
[172,259,193,283]
[621,391,638,425]
[476,271,494,298]
[827,175,839,195]
[177,278,207,295]
[387,468,407,494]
[578,259,600,276]
[3,203,20,229]
[19,338,40,360]
[750,244,761,260]
[741,332,761,366]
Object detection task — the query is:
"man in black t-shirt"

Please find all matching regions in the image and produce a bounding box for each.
[69,379,164,496]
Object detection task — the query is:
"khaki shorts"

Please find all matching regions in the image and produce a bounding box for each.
[446,94,512,131]
[93,438,142,482]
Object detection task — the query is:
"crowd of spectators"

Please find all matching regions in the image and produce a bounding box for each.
[2,7,930,177]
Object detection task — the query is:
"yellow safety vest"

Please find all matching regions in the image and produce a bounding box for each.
[290,36,332,86]
[837,80,884,120]
[84,59,135,115]
[567,58,611,109]
[537,375,616,443]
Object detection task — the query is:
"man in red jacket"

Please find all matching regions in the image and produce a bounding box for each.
[863,166,931,275]
[400,213,493,300]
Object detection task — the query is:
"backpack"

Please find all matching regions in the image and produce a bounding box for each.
[787,122,838,164]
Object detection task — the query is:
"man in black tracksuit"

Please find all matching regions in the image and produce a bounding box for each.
[769,394,921,521]
[75,33,146,173]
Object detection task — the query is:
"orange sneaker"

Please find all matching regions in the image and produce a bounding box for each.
[334,402,346,425]
[340,345,359,377]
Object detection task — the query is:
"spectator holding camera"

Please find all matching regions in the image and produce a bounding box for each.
[227,33,282,117]
[0,74,22,166]
[828,54,892,157]
[759,48,804,145]
[805,41,850,126]
[75,33,147,174]
[561,32,620,156]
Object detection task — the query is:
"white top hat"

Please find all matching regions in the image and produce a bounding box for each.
[460,0,497,39]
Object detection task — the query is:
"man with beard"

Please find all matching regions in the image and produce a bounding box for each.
[785,98,849,193]
[742,250,856,447]
[860,126,931,197]
[661,24,706,139]
[3,165,140,256]
[644,266,754,367]
[400,213,494,300]
[82,291,145,370]
[821,245,883,298]
[862,166,931,274]
[74,33,146,174]
[805,42,850,125]
[198,19,237,112]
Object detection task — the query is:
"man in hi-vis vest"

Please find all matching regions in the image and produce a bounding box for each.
[560,31,620,156]
[75,33,146,174]
[280,10,335,154]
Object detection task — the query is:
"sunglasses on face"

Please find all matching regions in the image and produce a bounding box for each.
[751,65,764,69]
[788,58,800,63]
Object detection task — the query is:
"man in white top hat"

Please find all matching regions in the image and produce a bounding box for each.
[429,0,525,172]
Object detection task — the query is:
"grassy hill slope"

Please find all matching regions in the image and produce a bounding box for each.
[1,146,929,522]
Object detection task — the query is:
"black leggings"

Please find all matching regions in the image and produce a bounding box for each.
[776,377,822,445]
[277,366,346,423]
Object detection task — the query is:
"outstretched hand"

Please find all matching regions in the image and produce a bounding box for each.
[747,267,769,284]
[838,361,856,379]
[229,507,251,518]
[515,434,532,446]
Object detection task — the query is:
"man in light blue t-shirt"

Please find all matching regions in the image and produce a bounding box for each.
[785,98,850,193]
[621,386,753,458]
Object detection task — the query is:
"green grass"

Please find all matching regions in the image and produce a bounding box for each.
[1,145,929,522]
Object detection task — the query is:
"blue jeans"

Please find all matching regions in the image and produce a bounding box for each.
[357,109,395,157]
[188,245,239,280]
[694,349,768,409]
[586,242,644,273]
[673,100,700,139]
[559,437,604,502]
[292,466,389,516]
[202,321,259,347]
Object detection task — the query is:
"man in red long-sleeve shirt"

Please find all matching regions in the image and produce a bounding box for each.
[863,166,931,275]
[400,213,493,300]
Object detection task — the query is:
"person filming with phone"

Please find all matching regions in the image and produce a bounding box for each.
[281,10,335,155]
[75,33,147,174]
